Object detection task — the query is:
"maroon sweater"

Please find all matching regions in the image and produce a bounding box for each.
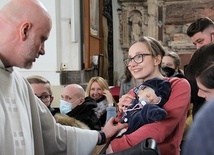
[110,77,190,155]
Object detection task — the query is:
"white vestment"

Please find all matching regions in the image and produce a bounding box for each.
[0,60,98,155]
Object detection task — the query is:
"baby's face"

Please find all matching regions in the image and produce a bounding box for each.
[138,87,160,104]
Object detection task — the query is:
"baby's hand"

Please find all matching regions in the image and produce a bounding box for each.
[118,92,134,112]
[128,89,136,96]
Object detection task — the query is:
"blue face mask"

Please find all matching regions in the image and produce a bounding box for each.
[60,100,72,114]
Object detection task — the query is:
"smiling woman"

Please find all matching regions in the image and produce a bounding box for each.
[85,76,116,126]
[107,36,191,155]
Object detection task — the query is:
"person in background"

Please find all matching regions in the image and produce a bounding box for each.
[58,84,101,130]
[186,17,214,118]
[162,51,185,78]
[85,76,116,126]
[187,17,214,49]
[183,43,214,155]
[119,66,141,97]
[162,51,190,151]
[0,0,126,154]
[27,76,91,129]
[27,75,59,115]
[107,36,190,155]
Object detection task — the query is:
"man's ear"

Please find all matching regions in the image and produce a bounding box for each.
[20,22,32,41]
[79,97,85,105]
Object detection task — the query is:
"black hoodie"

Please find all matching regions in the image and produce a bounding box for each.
[66,96,101,130]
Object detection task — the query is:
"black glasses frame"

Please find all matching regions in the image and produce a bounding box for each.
[123,53,152,66]
[37,94,52,102]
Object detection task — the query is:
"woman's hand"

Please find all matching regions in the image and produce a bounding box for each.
[117,91,135,112]
[103,89,115,103]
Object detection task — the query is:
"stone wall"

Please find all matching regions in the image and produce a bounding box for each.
[164,0,214,69]
[117,0,214,71]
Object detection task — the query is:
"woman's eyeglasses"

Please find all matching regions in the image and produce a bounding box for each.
[123,53,152,66]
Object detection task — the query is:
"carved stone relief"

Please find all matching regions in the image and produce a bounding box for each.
[129,10,143,42]
[118,2,147,50]
[164,0,214,54]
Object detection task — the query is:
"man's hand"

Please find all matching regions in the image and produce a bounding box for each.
[102,117,128,140]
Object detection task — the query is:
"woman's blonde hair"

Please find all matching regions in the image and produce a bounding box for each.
[85,76,110,97]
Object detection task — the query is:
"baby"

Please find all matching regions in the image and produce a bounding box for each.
[120,78,171,135]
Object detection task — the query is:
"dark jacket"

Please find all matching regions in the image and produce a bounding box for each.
[121,101,167,135]
[188,79,205,118]
[66,96,101,130]
[49,107,60,116]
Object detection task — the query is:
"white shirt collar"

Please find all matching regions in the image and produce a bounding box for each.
[0,59,13,72]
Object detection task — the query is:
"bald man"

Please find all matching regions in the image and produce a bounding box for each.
[0,0,126,154]
[59,84,101,130]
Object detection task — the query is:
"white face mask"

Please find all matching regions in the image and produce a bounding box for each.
[60,100,72,114]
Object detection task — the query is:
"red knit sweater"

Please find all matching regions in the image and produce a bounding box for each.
[110,77,191,155]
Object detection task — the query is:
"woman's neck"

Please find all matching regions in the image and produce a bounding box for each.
[95,96,106,103]
[142,72,164,83]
